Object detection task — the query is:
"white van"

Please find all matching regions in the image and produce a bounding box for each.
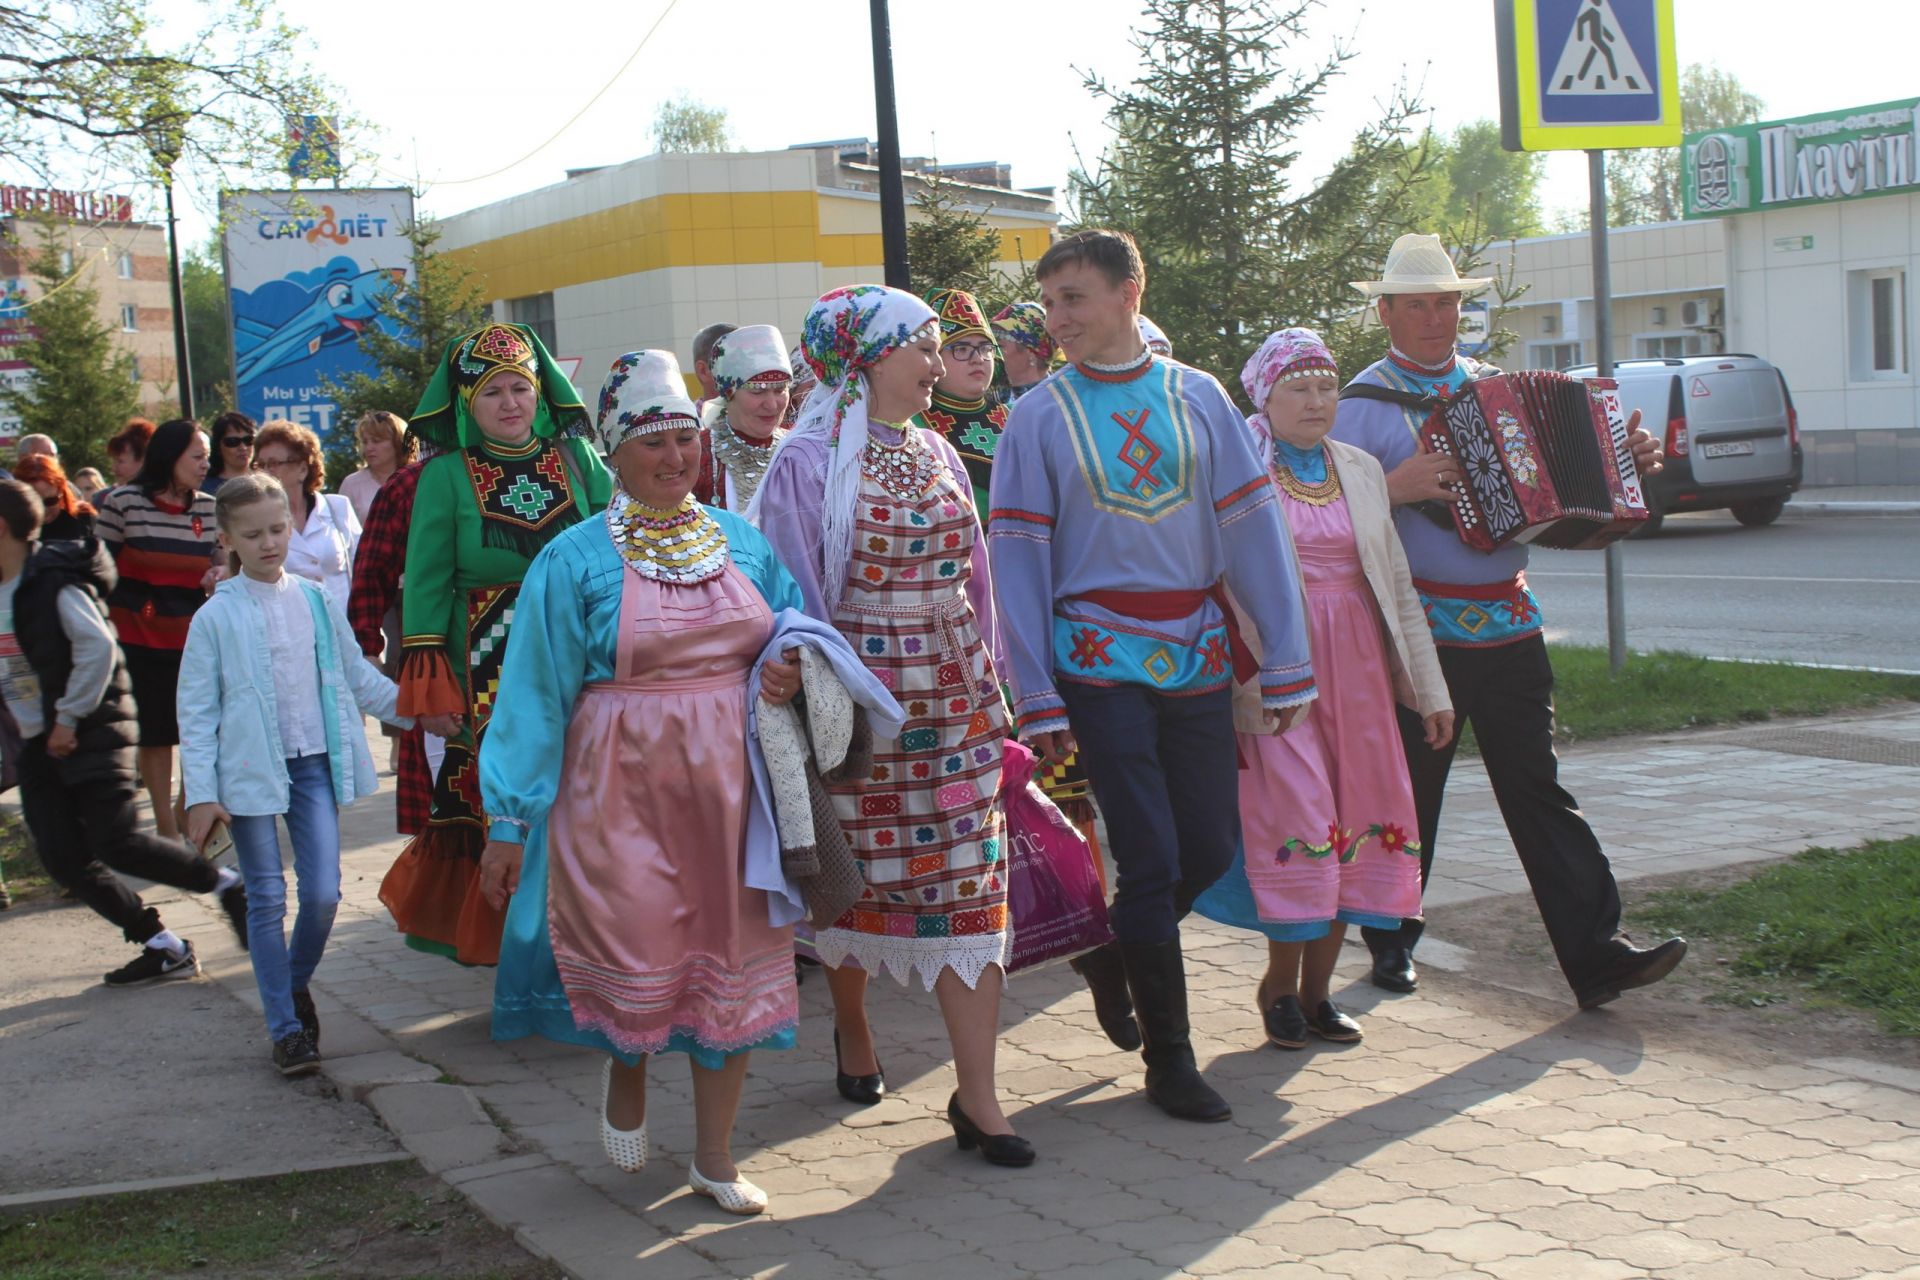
[1564,354,1802,535]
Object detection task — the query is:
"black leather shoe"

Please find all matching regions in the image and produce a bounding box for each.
[1369,947,1418,994]
[947,1092,1035,1167]
[833,1029,885,1105]
[1305,1000,1363,1043]
[1071,943,1143,1051]
[1258,990,1308,1050]
[1121,938,1232,1122]
[1575,937,1688,1010]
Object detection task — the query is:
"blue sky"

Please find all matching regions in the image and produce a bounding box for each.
[21,1,1917,247]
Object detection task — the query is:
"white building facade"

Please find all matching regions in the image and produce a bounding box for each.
[1685,98,1920,486]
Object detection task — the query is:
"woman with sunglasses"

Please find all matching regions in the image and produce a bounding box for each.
[202,412,256,495]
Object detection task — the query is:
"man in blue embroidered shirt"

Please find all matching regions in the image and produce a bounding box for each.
[1330,233,1686,1010]
[988,229,1316,1123]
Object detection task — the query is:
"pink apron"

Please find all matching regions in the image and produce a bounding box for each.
[544,564,796,1056]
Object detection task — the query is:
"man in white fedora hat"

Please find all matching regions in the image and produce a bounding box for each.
[1329,232,1685,1011]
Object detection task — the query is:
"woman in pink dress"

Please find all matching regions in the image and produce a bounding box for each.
[1194,329,1454,1051]
[476,351,807,1215]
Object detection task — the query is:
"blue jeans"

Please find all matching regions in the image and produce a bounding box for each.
[232,754,342,1041]
[1057,681,1242,946]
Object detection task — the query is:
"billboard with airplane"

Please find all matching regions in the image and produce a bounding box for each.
[221,189,415,448]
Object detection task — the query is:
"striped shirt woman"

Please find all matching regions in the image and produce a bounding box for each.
[94,420,218,840]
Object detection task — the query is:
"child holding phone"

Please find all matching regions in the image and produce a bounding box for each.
[180,474,411,1076]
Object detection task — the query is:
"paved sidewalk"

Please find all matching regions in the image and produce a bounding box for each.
[12,707,1920,1277]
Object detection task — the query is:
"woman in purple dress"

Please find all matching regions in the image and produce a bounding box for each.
[750,285,1031,1168]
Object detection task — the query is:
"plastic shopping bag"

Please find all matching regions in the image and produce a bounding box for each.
[1002,739,1114,973]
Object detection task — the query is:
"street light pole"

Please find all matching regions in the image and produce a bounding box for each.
[868,0,910,290]
[1589,148,1626,674]
[162,172,193,420]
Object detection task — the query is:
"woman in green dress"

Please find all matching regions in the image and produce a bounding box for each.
[378,322,613,965]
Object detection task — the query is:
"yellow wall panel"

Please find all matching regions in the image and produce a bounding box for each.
[692,228,736,262]
[771,191,816,229]
[442,181,1046,301]
[773,226,814,261]
[816,194,879,236]
[734,228,775,261]
[733,192,774,230]
[818,233,885,269]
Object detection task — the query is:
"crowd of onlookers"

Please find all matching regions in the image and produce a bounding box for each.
[0,414,413,1015]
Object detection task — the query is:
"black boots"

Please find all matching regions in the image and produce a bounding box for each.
[1120,938,1231,1123]
[1070,942,1143,1051]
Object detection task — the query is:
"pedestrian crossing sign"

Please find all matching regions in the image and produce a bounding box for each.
[1496,0,1681,152]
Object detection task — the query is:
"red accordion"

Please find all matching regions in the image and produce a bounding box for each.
[1421,372,1650,551]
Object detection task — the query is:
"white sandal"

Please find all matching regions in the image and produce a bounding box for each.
[689,1161,768,1215]
[599,1059,647,1172]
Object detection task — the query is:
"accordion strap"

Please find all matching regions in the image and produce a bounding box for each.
[1339,381,1456,532]
[1338,381,1443,411]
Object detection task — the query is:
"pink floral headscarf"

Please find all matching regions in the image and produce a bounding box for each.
[1242,327,1338,441]
[1242,327,1338,408]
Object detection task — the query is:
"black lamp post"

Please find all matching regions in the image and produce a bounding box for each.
[869,0,911,290]
[146,99,194,420]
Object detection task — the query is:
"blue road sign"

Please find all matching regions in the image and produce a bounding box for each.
[1496,0,1680,151]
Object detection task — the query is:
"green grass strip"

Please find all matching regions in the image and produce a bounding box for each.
[0,1161,551,1279]
[1636,837,1920,1037]
[1451,645,1920,753]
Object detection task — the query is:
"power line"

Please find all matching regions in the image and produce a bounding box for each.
[375,0,680,192]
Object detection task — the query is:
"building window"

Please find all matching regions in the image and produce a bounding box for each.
[1637,334,1708,358]
[1848,268,1908,380]
[507,293,557,352]
[1527,341,1582,370]
[117,252,134,279]
[1872,274,1904,372]
[129,356,141,383]
[119,304,137,331]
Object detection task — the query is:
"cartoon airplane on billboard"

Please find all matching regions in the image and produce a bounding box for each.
[233,265,405,384]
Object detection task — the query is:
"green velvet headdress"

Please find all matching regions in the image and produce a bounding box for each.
[409,322,592,452]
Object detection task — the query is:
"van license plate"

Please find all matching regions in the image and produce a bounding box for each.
[1701,441,1755,458]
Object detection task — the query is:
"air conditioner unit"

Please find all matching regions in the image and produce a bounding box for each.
[1541,313,1558,335]
[1681,299,1708,328]
[1650,305,1667,326]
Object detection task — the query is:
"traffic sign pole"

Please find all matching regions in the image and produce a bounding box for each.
[1588,147,1628,674]
[1498,0,1679,675]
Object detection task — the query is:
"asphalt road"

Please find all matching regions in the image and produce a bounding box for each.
[1526,509,1920,671]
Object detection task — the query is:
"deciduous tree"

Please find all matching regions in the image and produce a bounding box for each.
[0,0,347,187]
[181,239,233,417]
[1608,64,1765,225]
[652,96,734,154]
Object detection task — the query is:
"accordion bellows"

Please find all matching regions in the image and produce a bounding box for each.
[1423,372,1650,551]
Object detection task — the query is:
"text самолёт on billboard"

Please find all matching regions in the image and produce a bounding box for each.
[221,189,414,448]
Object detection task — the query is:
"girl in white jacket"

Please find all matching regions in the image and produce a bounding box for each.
[179,473,411,1077]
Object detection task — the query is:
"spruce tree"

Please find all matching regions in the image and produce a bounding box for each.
[903,169,1043,315]
[1072,0,1435,398]
[905,170,1002,301]
[0,217,138,470]
[320,215,489,475]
